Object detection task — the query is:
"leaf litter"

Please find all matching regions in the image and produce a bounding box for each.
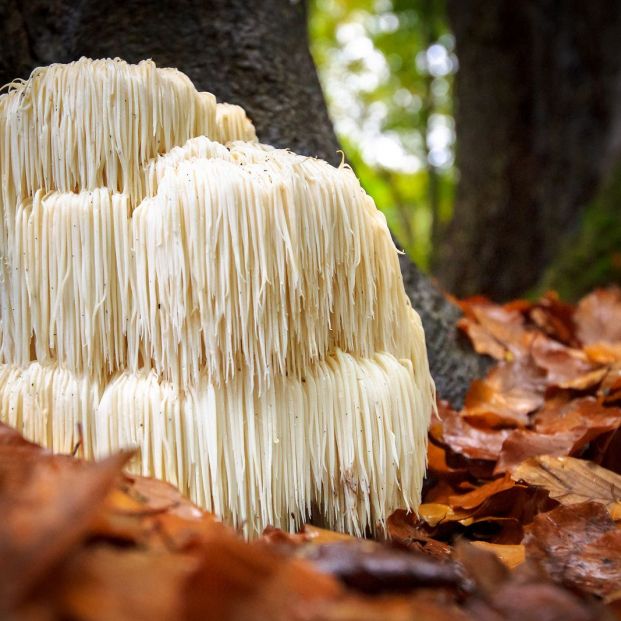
[2,287,621,619]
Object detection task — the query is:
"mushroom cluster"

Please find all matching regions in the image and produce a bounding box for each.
[0,58,434,536]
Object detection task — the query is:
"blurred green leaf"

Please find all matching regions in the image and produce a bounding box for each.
[309,0,455,270]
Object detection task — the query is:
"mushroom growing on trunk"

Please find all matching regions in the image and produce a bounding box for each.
[0,58,434,536]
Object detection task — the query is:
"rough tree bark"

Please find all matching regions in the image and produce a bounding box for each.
[0,0,489,405]
[437,0,621,300]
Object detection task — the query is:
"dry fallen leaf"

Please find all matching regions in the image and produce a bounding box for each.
[457,541,609,621]
[528,293,577,346]
[494,430,577,473]
[302,525,357,544]
[418,503,470,527]
[575,287,621,346]
[0,450,131,613]
[531,334,598,387]
[462,361,545,427]
[512,455,621,519]
[448,475,516,511]
[470,541,525,569]
[457,317,509,360]
[585,343,621,365]
[533,397,621,451]
[468,300,535,358]
[386,510,453,560]
[524,502,621,602]
[600,364,621,404]
[300,541,467,595]
[440,407,511,461]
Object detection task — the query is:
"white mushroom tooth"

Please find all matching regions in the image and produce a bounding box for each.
[216,103,257,144]
[0,361,100,457]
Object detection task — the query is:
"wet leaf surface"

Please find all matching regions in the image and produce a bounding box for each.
[524,502,621,602]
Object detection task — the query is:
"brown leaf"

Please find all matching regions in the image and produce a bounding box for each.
[463,361,545,427]
[575,287,621,346]
[524,502,621,602]
[54,546,198,621]
[0,421,41,449]
[427,440,468,478]
[470,542,525,569]
[454,541,510,593]
[448,475,516,511]
[458,317,509,360]
[512,455,621,517]
[56,521,345,621]
[461,487,553,544]
[386,510,453,560]
[301,541,467,595]
[458,541,612,620]
[89,471,218,551]
[260,524,355,547]
[0,451,130,612]
[125,474,212,521]
[600,364,621,404]
[495,430,577,473]
[559,366,609,391]
[182,526,344,621]
[585,343,621,365]
[531,334,598,387]
[529,293,577,346]
[302,525,357,544]
[418,503,471,526]
[533,397,621,450]
[441,408,511,462]
[307,592,473,621]
[458,299,535,360]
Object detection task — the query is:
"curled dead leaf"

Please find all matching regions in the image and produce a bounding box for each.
[0,451,131,612]
[457,299,535,360]
[512,455,621,519]
[448,475,516,511]
[524,502,621,602]
[494,430,577,473]
[386,510,453,560]
[470,541,525,569]
[462,361,545,428]
[528,293,577,346]
[575,287,621,346]
[533,397,621,450]
[531,334,598,387]
[441,408,511,462]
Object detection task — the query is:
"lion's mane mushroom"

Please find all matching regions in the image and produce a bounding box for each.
[0,58,434,536]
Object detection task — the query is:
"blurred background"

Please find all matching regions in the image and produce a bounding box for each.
[309,0,621,301]
[310,0,455,271]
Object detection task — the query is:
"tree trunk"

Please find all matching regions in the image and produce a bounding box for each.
[437,0,621,300]
[0,0,489,405]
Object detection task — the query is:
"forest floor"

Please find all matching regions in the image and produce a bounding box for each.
[1,288,620,620]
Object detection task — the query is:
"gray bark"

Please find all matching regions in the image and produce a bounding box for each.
[0,0,489,405]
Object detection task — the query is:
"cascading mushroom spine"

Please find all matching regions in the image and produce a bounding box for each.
[0,57,435,537]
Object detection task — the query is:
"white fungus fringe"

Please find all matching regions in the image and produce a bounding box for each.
[0,350,428,537]
[0,58,435,536]
[216,103,257,143]
[0,362,101,457]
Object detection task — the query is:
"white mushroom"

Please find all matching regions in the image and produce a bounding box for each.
[0,58,434,536]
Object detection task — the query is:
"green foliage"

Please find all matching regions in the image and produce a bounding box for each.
[309,0,454,269]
